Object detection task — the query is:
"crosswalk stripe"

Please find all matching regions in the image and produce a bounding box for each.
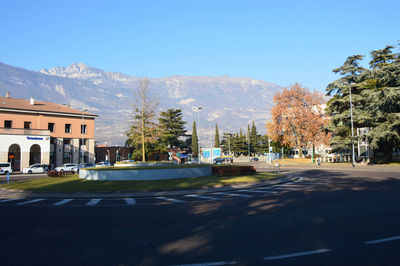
[0,198,21,203]
[213,192,253,198]
[238,189,278,194]
[53,199,73,206]
[156,196,184,203]
[17,199,44,205]
[86,199,101,206]
[185,194,219,200]
[124,198,136,205]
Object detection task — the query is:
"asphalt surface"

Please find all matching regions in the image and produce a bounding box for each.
[1,165,400,265]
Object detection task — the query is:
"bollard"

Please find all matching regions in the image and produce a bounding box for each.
[7,171,10,184]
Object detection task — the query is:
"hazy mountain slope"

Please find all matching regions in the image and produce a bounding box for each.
[0,62,282,146]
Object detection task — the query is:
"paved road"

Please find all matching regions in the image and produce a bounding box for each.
[1,167,400,265]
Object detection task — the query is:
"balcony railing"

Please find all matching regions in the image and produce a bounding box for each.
[0,127,51,136]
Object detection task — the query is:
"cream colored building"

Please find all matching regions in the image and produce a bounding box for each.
[0,94,97,171]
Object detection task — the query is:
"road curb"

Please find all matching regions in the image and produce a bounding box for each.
[0,175,299,199]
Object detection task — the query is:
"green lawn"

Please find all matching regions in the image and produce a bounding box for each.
[1,172,279,192]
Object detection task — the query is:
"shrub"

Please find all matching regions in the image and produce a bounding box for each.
[47,170,65,177]
[212,165,256,176]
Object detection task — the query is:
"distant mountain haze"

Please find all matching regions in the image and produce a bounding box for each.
[0,62,282,146]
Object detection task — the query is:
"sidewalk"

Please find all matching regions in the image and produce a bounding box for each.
[257,162,400,172]
[0,175,298,199]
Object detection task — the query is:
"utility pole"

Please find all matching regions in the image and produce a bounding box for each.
[349,85,356,167]
[81,108,88,164]
[268,136,271,163]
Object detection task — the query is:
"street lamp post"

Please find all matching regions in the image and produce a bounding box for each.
[81,108,88,164]
[349,86,356,167]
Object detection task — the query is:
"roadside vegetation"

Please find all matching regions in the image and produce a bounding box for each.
[1,172,279,192]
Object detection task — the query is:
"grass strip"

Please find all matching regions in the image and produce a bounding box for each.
[1,172,279,192]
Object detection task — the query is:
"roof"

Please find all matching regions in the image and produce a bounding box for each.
[0,97,97,118]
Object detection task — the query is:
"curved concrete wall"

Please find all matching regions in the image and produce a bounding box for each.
[79,167,212,181]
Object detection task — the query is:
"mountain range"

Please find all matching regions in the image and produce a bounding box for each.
[0,62,282,146]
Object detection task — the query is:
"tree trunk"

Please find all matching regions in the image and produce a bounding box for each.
[386,144,393,162]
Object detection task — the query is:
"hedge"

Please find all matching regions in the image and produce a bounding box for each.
[212,165,256,176]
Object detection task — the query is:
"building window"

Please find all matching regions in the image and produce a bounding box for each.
[48,123,55,133]
[4,120,12,128]
[81,124,87,134]
[65,124,71,133]
[24,121,32,129]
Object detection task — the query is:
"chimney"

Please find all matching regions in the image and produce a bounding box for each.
[30,97,35,105]
[5,91,10,98]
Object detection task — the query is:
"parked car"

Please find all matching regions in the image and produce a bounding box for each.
[0,162,13,175]
[72,163,95,173]
[54,163,78,172]
[22,164,49,174]
[95,161,111,167]
[250,157,259,162]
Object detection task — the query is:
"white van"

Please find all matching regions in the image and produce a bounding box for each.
[0,163,13,175]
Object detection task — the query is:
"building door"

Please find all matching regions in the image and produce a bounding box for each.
[29,144,41,165]
[8,144,21,171]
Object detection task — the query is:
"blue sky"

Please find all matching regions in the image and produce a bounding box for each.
[1,0,399,91]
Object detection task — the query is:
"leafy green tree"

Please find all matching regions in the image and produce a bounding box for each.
[158,108,187,148]
[326,44,400,161]
[214,123,220,148]
[360,45,400,160]
[191,121,199,157]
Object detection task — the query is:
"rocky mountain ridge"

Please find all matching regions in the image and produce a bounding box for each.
[0,62,282,146]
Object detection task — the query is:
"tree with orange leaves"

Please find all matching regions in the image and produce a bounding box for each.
[267,83,330,158]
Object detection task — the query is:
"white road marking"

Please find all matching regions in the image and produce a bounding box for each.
[86,199,101,206]
[124,198,136,205]
[213,192,252,198]
[0,198,21,203]
[156,196,184,203]
[365,235,400,245]
[172,261,237,266]
[245,189,279,194]
[53,199,73,206]
[237,189,277,193]
[263,248,331,261]
[185,194,219,200]
[16,199,45,205]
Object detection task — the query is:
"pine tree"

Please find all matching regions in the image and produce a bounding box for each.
[361,45,400,160]
[191,121,199,157]
[214,123,220,148]
[158,108,187,148]
[326,44,400,161]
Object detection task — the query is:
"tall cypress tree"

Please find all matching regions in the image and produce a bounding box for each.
[214,123,220,148]
[191,121,199,157]
[250,121,258,152]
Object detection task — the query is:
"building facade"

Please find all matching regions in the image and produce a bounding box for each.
[0,94,97,170]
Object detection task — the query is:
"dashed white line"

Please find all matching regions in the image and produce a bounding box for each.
[124,198,136,205]
[17,199,45,205]
[53,199,73,206]
[86,199,101,206]
[213,192,253,198]
[237,189,276,193]
[156,196,184,203]
[185,194,219,200]
[263,248,331,261]
[0,198,21,203]
[365,235,400,245]
[171,261,237,266]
